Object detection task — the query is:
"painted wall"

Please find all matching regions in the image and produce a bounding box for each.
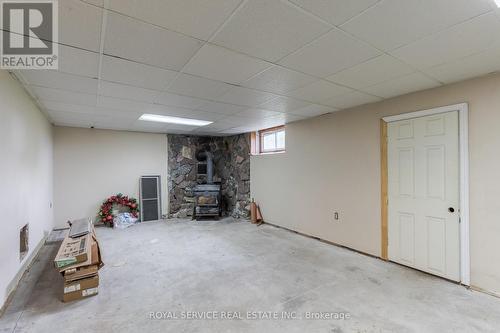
[53,127,168,227]
[251,73,500,296]
[0,70,54,307]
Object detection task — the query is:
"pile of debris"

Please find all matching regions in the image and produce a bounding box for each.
[53,218,104,302]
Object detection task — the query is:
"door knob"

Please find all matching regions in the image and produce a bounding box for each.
[448,207,455,213]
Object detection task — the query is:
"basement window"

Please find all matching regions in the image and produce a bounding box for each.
[251,126,285,155]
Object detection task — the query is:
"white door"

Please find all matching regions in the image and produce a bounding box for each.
[387,111,460,281]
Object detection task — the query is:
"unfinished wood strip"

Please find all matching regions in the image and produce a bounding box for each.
[250,132,257,155]
[380,119,389,260]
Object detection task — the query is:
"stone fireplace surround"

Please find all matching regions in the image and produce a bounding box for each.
[167,133,250,219]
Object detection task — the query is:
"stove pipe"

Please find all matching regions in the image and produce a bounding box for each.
[197,151,214,184]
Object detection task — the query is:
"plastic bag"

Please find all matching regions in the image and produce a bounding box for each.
[113,212,139,229]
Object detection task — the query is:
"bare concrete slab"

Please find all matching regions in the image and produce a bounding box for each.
[1,218,500,332]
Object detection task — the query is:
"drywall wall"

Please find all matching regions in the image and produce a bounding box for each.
[53,127,168,227]
[0,70,54,308]
[251,72,500,296]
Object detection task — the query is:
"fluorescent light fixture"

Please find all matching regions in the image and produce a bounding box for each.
[139,114,212,126]
[496,0,500,7]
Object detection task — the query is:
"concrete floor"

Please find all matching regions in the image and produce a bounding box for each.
[2,218,500,333]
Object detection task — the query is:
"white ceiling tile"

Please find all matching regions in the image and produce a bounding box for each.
[19,71,98,94]
[218,127,253,134]
[361,72,441,99]
[217,86,278,106]
[290,104,337,117]
[212,0,330,62]
[101,56,178,90]
[140,104,203,118]
[341,0,493,51]
[240,66,317,94]
[279,29,381,77]
[164,124,201,132]
[290,0,379,26]
[59,0,102,52]
[326,55,415,89]
[92,121,136,131]
[257,97,310,113]
[99,81,160,102]
[130,121,170,133]
[104,12,203,70]
[93,107,142,119]
[183,44,272,84]
[155,92,207,109]
[47,110,110,124]
[30,86,96,107]
[284,79,353,103]
[213,115,254,126]
[322,91,382,109]
[167,73,232,100]
[234,108,283,119]
[191,131,226,136]
[192,121,238,132]
[265,113,305,124]
[108,0,242,41]
[92,115,138,125]
[97,96,151,112]
[270,113,305,122]
[58,45,99,78]
[390,13,500,69]
[421,47,500,84]
[39,100,97,114]
[196,101,247,115]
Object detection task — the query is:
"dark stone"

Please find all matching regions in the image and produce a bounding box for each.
[167,133,251,218]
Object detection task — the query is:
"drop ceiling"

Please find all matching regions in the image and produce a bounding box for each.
[8,0,500,135]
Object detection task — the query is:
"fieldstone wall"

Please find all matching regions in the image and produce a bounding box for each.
[167,133,251,219]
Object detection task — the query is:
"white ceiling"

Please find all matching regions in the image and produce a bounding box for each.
[9,0,500,135]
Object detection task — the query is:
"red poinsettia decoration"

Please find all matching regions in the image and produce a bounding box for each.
[98,193,139,226]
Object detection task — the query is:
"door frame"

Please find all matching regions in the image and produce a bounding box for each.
[380,103,470,285]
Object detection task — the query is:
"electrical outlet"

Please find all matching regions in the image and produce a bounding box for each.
[334,211,339,221]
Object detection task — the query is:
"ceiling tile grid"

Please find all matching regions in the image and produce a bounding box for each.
[182,44,273,85]
[104,12,204,70]
[211,0,331,62]
[8,0,500,135]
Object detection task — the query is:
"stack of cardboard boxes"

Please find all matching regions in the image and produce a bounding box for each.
[54,218,104,302]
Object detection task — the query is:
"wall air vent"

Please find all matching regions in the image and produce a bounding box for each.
[140,176,161,222]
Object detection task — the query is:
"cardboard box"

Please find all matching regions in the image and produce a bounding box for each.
[54,221,105,302]
[63,275,99,302]
[64,264,99,282]
[57,227,104,273]
[54,233,91,269]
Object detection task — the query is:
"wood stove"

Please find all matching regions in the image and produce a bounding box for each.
[193,150,221,220]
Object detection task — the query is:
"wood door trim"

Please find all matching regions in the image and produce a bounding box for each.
[380,119,388,260]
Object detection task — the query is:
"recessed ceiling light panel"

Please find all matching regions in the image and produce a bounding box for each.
[139,114,212,126]
[495,0,500,7]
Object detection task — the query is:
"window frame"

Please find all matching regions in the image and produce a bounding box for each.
[253,125,286,155]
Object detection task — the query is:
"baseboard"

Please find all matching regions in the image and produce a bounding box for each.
[1,234,47,314]
[470,285,500,299]
[261,221,500,299]
[261,221,378,259]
